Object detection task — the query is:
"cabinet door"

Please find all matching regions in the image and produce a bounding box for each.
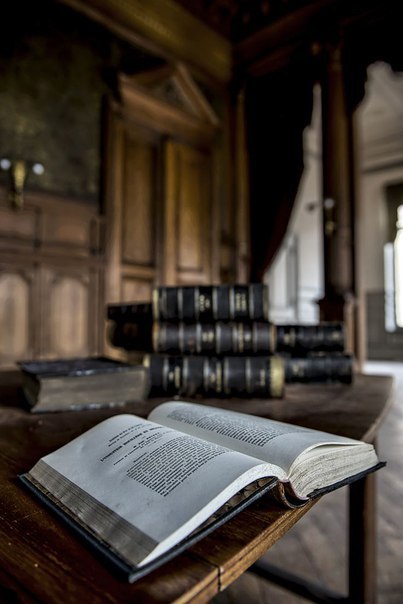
[39,265,101,359]
[164,140,214,285]
[0,263,38,366]
[104,111,161,305]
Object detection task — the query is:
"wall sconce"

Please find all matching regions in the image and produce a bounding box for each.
[323,197,336,236]
[0,158,45,210]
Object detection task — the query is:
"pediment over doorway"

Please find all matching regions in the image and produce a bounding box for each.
[118,62,220,143]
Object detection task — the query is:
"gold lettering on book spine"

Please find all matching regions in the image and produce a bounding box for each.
[152,288,159,320]
[235,291,247,313]
[229,286,235,320]
[270,357,285,398]
[152,323,160,352]
[245,357,252,392]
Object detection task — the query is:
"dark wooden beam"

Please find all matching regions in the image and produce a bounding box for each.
[57,0,232,84]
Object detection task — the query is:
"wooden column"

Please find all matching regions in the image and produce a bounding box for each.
[318,44,356,351]
[235,88,251,283]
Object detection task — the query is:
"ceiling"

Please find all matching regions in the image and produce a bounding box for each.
[173,0,320,41]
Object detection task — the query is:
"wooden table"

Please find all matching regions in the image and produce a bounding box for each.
[0,371,394,604]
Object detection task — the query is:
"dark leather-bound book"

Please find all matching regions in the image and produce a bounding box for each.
[18,357,150,412]
[153,283,270,322]
[152,321,276,355]
[144,353,285,398]
[284,353,354,384]
[276,322,345,354]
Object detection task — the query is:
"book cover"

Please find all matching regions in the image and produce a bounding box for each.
[18,357,150,412]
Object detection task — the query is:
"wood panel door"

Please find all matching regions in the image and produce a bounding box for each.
[103,63,222,310]
[164,140,215,285]
[104,114,161,306]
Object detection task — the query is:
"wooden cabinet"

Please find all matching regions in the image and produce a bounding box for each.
[39,263,101,359]
[0,261,37,365]
[104,64,222,307]
[0,64,235,367]
[164,140,215,285]
[104,117,161,306]
[0,190,103,368]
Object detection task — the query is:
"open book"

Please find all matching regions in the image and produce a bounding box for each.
[20,401,383,582]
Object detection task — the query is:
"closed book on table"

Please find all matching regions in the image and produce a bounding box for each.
[153,284,270,322]
[284,353,354,384]
[18,357,150,412]
[144,354,285,398]
[152,320,276,355]
[276,322,345,354]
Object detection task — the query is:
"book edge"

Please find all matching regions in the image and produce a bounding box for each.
[17,474,278,583]
[307,461,386,500]
[18,357,144,379]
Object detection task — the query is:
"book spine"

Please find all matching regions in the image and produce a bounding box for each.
[107,302,153,322]
[107,321,153,352]
[143,354,285,398]
[152,321,276,355]
[276,322,345,354]
[284,353,353,384]
[152,284,269,322]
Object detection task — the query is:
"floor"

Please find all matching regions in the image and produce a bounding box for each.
[213,361,403,604]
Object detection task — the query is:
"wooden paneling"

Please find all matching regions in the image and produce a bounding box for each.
[104,64,227,308]
[164,140,213,285]
[121,275,154,302]
[0,189,103,255]
[177,147,209,271]
[0,189,104,368]
[41,213,98,256]
[0,265,36,365]
[0,203,39,249]
[104,108,160,306]
[40,265,100,359]
[121,135,157,267]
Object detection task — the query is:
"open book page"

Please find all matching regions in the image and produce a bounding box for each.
[28,414,284,567]
[149,401,359,473]
[149,402,379,498]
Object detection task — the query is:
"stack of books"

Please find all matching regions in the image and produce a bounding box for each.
[107,284,353,398]
[276,323,353,385]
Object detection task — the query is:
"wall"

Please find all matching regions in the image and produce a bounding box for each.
[0,0,162,204]
[357,63,403,359]
[267,85,323,325]
[268,64,403,360]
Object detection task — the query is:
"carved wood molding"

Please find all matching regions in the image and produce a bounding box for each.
[58,0,231,83]
[118,63,220,145]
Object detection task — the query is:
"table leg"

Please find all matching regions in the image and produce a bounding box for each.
[250,471,379,604]
[348,471,377,604]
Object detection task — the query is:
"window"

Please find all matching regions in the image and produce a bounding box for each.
[384,185,403,331]
[395,205,403,327]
